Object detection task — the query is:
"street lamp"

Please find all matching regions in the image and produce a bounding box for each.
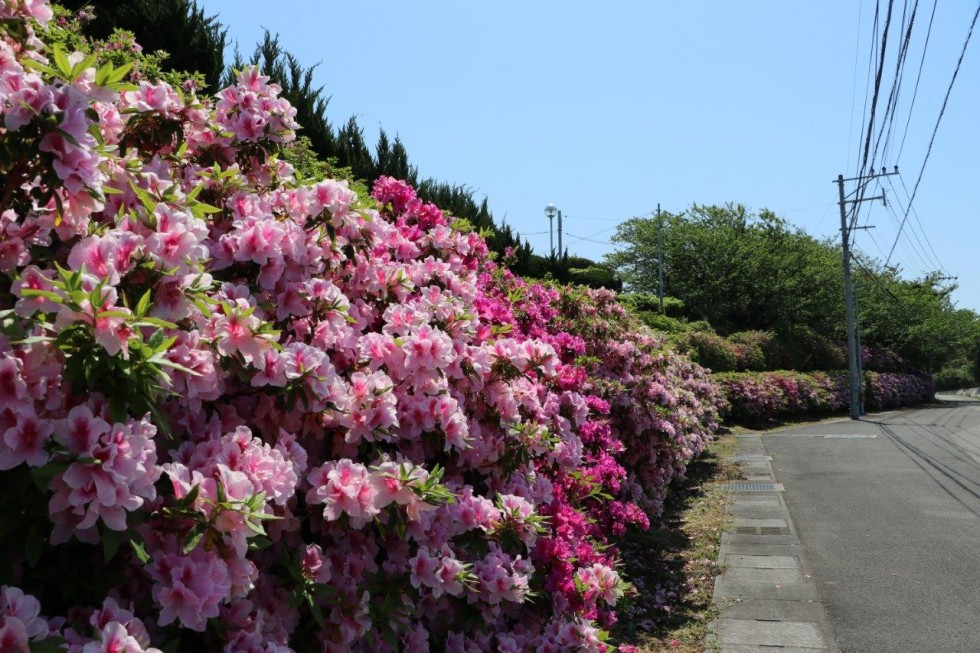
[544,203,557,256]
[544,203,562,258]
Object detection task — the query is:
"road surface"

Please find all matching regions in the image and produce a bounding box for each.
[763,397,980,653]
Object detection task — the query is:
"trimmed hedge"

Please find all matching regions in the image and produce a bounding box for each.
[717,370,934,422]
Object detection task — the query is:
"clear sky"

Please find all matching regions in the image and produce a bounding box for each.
[197,1,980,311]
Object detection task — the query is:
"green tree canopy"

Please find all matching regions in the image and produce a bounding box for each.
[606,203,844,337]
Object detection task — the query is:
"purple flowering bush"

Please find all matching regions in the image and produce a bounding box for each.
[717,370,934,421]
[864,372,934,410]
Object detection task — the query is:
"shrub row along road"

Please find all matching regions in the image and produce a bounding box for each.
[762,397,980,653]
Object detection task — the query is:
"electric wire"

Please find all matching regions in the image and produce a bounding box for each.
[886,3,980,268]
[896,0,939,161]
[871,0,918,167]
[886,174,948,273]
[847,0,867,173]
[859,0,896,177]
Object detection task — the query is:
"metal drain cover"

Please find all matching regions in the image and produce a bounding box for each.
[724,482,784,492]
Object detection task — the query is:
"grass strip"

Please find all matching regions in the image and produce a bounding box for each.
[612,433,741,652]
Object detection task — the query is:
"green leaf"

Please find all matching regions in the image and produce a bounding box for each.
[135,289,152,318]
[128,180,158,216]
[192,201,222,215]
[179,483,201,508]
[20,57,59,78]
[69,53,98,81]
[18,288,63,302]
[95,309,134,319]
[108,395,128,423]
[150,357,199,377]
[13,335,56,345]
[248,536,272,551]
[30,460,71,492]
[134,317,178,329]
[29,635,67,653]
[105,61,133,85]
[182,523,206,554]
[129,536,151,564]
[102,527,122,563]
[309,600,325,628]
[51,44,71,78]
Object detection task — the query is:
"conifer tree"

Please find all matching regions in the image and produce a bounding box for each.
[59,0,227,92]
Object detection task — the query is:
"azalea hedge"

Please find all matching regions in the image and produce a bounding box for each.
[716,370,934,422]
[863,371,934,411]
[0,4,723,651]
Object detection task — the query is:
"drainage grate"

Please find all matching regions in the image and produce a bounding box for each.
[724,482,784,492]
[730,454,771,462]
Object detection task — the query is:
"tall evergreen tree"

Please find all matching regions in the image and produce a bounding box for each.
[58,0,227,92]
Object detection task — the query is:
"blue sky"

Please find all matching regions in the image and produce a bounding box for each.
[198,1,980,311]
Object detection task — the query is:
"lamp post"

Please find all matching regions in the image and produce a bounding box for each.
[544,203,562,258]
[544,203,557,257]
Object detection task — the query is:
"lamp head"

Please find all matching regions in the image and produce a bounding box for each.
[544,203,558,219]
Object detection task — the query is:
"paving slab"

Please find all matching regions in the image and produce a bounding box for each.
[724,554,801,569]
[731,495,781,506]
[716,618,827,648]
[719,542,807,557]
[734,517,789,529]
[721,532,802,546]
[719,598,830,622]
[719,644,828,653]
[723,567,805,584]
[714,578,820,601]
[727,505,792,518]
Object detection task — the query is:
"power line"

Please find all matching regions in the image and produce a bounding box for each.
[565,232,614,246]
[896,0,939,161]
[855,1,883,178]
[886,174,948,273]
[871,0,918,166]
[886,3,980,267]
[847,0,867,174]
[859,0,896,177]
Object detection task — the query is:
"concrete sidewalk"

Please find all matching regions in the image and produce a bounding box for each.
[708,434,840,652]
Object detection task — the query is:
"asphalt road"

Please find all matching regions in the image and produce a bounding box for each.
[763,397,980,653]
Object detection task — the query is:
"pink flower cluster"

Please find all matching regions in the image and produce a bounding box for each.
[0,4,725,650]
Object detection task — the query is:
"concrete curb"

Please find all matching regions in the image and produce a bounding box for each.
[944,387,980,399]
[707,434,840,653]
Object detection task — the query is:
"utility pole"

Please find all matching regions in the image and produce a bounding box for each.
[854,276,864,415]
[657,203,665,313]
[835,167,897,419]
[557,209,563,259]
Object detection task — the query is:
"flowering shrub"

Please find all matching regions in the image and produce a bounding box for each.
[476,274,724,516]
[726,330,776,371]
[0,4,734,650]
[864,372,934,410]
[715,371,848,421]
[717,370,933,421]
